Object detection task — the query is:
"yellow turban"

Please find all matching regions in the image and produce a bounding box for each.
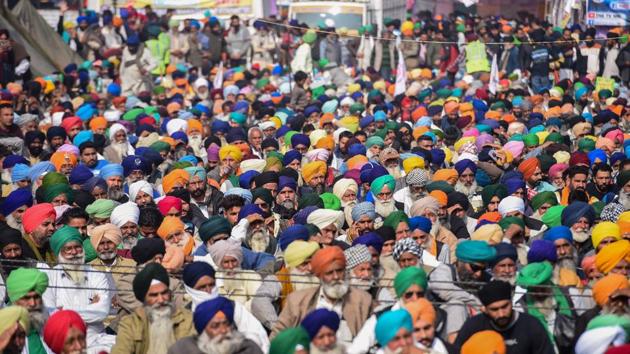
[219,144,243,162]
[162,169,189,194]
[454,136,476,153]
[285,241,320,268]
[338,116,359,133]
[0,306,29,335]
[402,156,425,174]
[471,224,504,245]
[617,211,630,234]
[442,147,453,164]
[347,83,361,94]
[592,221,621,249]
[315,136,334,151]
[596,240,630,274]
[302,161,327,183]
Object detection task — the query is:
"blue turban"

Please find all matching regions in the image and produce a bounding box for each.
[352,232,384,253]
[304,105,320,117]
[504,178,526,195]
[561,202,595,227]
[1,188,33,216]
[575,86,588,100]
[226,128,247,143]
[73,130,93,148]
[184,166,206,181]
[211,120,230,134]
[279,176,297,192]
[543,225,573,244]
[351,202,376,222]
[11,163,30,183]
[182,261,216,288]
[193,297,235,333]
[76,104,95,121]
[409,216,432,234]
[348,143,367,157]
[360,116,374,129]
[454,159,477,175]
[292,206,318,225]
[527,239,558,263]
[456,240,497,264]
[291,134,310,148]
[301,309,340,339]
[238,204,265,221]
[431,149,445,167]
[107,83,121,97]
[588,149,608,166]
[374,110,387,122]
[611,152,626,167]
[239,170,259,189]
[3,155,29,169]
[276,126,291,138]
[122,155,150,177]
[81,176,107,193]
[100,163,124,179]
[490,243,518,267]
[375,310,413,346]
[279,225,310,251]
[283,150,302,165]
[224,188,252,204]
[28,162,55,184]
[361,163,388,185]
[172,132,189,145]
[69,165,94,185]
[233,101,249,113]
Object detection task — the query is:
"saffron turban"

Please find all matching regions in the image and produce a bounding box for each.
[393,267,428,298]
[0,306,29,337]
[208,239,243,266]
[6,268,49,303]
[461,330,506,354]
[50,151,77,171]
[157,216,185,240]
[375,310,413,346]
[285,241,320,268]
[301,309,340,339]
[302,161,327,183]
[110,202,140,228]
[433,169,458,182]
[23,203,56,234]
[310,246,346,277]
[219,144,243,162]
[592,273,629,307]
[307,209,344,231]
[591,221,621,249]
[50,225,83,255]
[162,169,189,194]
[404,298,436,324]
[157,196,183,216]
[89,223,122,250]
[194,297,235,334]
[596,240,630,274]
[456,240,497,263]
[518,157,540,181]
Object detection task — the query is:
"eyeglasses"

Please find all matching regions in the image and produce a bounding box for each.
[403,290,424,299]
[469,263,486,273]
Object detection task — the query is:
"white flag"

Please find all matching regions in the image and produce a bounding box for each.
[213,62,224,89]
[489,54,499,95]
[395,48,407,96]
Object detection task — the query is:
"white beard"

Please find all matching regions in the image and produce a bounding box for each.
[98,250,117,261]
[247,229,270,253]
[28,307,48,333]
[386,166,402,179]
[492,275,516,286]
[111,141,129,159]
[221,269,244,290]
[58,252,86,284]
[290,268,320,291]
[455,180,478,197]
[375,199,397,218]
[349,276,374,291]
[197,329,244,354]
[342,201,357,226]
[146,303,176,354]
[430,219,441,237]
[188,134,205,157]
[310,343,346,354]
[122,236,138,250]
[571,229,590,243]
[169,233,191,249]
[322,278,350,300]
[619,192,630,210]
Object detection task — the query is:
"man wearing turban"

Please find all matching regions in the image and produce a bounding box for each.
[2,188,32,232]
[6,268,49,354]
[517,157,550,199]
[307,209,346,247]
[50,151,78,176]
[300,309,342,353]
[0,306,30,353]
[410,196,459,262]
[100,163,126,202]
[112,263,195,354]
[219,144,243,191]
[374,309,415,353]
[530,191,558,220]
[302,160,327,195]
[169,297,264,354]
[393,169,429,215]
[596,240,630,276]
[405,298,450,353]
[162,169,189,195]
[561,201,596,258]
[110,202,141,250]
[454,159,480,200]
[542,225,582,287]
[557,165,590,206]
[272,246,373,345]
[42,310,86,354]
[89,223,136,291]
[44,225,115,351]
[371,174,397,218]
[21,203,57,263]
[185,165,223,225]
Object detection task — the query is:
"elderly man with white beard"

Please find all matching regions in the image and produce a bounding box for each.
[344,244,375,292]
[332,178,359,226]
[274,176,299,217]
[88,223,137,292]
[393,169,429,214]
[207,239,263,311]
[168,297,263,354]
[271,246,374,346]
[454,159,480,201]
[111,263,195,354]
[379,147,403,180]
[490,243,519,285]
[5,268,52,354]
[186,119,206,160]
[42,225,116,353]
[410,196,458,262]
[560,201,596,260]
[110,202,141,251]
[408,216,450,264]
[103,123,134,164]
[307,209,347,248]
[230,204,276,254]
[543,226,582,287]
[370,175,398,219]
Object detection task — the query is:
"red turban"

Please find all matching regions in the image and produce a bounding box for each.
[517,157,540,181]
[23,203,56,234]
[43,310,86,354]
[569,152,590,167]
[157,196,183,216]
[59,116,83,134]
[310,246,346,277]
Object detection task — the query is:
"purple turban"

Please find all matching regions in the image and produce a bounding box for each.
[527,239,558,263]
[352,232,384,253]
[291,134,311,148]
[301,309,340,339]
[454,159,477,175]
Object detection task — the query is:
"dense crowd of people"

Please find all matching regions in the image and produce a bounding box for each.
[0,3,629,354]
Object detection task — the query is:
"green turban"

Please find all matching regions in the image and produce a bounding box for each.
[385,121,399,132]
[256,78,270,90]
[50,225,83,255]
[170,161,192,170]
[311,85,325,97]
[455,240,497,264]
[318,58,329,68]
[517,261,553,287]
[545,132,563,144]
[578,138,596,153]
[481,184,507,207]
[269,327,311,354]
[490,101,506,110]
[523,133,539,148]
[303,30,317,45]
[123,108,144,122]
[599,89,612,99]
[541,205,565,227]
[531,191,558,211]
[150,141,171,153]
[426,181,455,194]
[393,266,428,298]
[264,156,283,172]
[509,134,524,142]
[83,238,97,263]
[436,88,451,98]
[252,188,274,206]
[350,103,365,115]
[383,211,409,231]
[537,154,555,173]
[86,199,116,219]
[6,268,48,303]
[199,216,232,243]
[43,184,74,204]
[41,172,68,189]
[320,192,341,210]
[365,136,385,148]
[587,314,630,337]
[498,216,525,231]
[230,112,246,125]
[370,175,396,195]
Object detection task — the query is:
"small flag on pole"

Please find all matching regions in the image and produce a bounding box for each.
[213,62,224,89]
[489,54,499,95]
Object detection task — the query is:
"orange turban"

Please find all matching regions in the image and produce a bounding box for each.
[485,110,501,120]
[461,330,506,354]
[478,212,502,223]
[50,152,77,172]
[429,190,447,207]
[592,273,629,307]
[545,106,562,119]
[347,155,368,170]
[186,119,202,135]
[302,161,327,183]
[319,113,334,128]
[433,169,458,183]
[617,211,630,234]
[89,117,107,132]
[310,246,346,277]
[444,101,459,115]
[518,157,540,181]
[162,169,189,194]
[157,216,185,240]
[411,106,428,122]
[315,136,334,151]
[404,298,436,324]
[166,102,181,114]
[502,114,516,124]
[530,95,544,106]
[596,240,630,274]
[596,137,615,153]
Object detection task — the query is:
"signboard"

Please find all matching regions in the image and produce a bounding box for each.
[595,76,615,92]
[125,0,254,16]
[586,0,629,26]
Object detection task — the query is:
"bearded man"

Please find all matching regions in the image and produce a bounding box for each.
[103,124,135,164]
[575,274,630,340]
[186,166,223,225]
[307,209,346,248]
[543,226,583,288]
[5,268,50,354]
[2,188,32,233]
[530,191,559,221]
[301,160,327,195]
[43,225,115,352]
[393,169,429,214]
[122,155,151,188]
[560,201,596,259]
[186,119,206,160]
[616,170,630,209]
[168,297,263,354]
[349,202,376,240]
[490,243,518,286]
[271,246,373,345]
[371,175,398,218]
[344,245,375,292]
[24,130,46,164]
[21,203,57,263]
[110,202,141,251]
[301,309,344,354]
[274,176,299,219]
[557,165,589,205]
[518,157,552,199]
[379,147,402,180]
[100,163,126,202]
[111,263,195,354]
[89,223,137,291]
[408,216,450,264]
[410,196,458,262]
[454,159,480,201]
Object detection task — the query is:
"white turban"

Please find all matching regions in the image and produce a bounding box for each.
[129,181,153,203]
[104,110,121,122]
[166,118,188,136]
[52,111,65,126]
[340,97,355,107]
[208,239,244,266]
[409,196,440,217]
[240,159,266,173]
[193,78,209,90]
[307,209,345,231]
[575,326,626,354]
[305,148,330,163]
[108,123,127,141]
[259,121,275,131]
[333,128,350,144]
[333,178,358,201]
[110,202,140,228]
[498,196,525,217]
